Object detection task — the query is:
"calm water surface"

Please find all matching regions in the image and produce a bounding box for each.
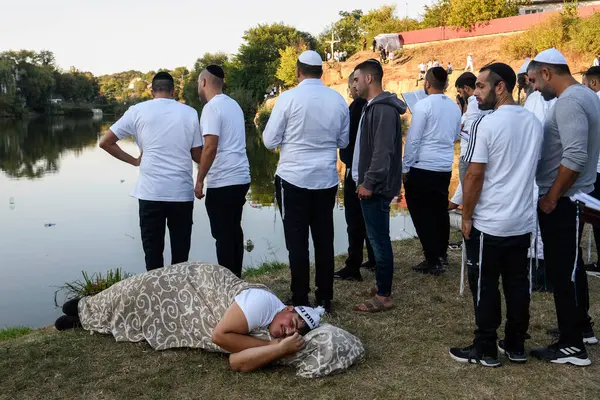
[0,117,456,328]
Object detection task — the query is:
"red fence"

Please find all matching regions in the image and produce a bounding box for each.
[398,5,600,45]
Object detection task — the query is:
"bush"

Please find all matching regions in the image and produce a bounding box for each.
[54,268,131,306]
[571,12,600,54]
[254,102,272,134]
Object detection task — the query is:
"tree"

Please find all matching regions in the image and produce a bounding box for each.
[170,66,189,101]
[359,5,421,43]
[228,23,317,101]
[275,44,306,88]
[182,52,231,112]
[421,0,452,28]
[446,0,522,30]
[318,10,363,58]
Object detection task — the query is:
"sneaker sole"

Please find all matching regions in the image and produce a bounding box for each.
[449,351,501,367]
[550,356,592,367]
[586,271,600,277]
[584,337,599,345]
[497,345,527,363]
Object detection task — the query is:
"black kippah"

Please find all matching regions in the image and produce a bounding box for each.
[484,63,517,92]
[206,65,225,79]
[152,71,174,83]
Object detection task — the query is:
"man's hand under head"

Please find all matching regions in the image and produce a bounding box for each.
[278,332,305,356]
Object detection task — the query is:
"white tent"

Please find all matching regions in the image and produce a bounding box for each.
[374,33,402,51]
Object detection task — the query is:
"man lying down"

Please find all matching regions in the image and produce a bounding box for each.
[55,262,326,373]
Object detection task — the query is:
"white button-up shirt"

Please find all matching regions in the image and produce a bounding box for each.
[402,94,461,174]
[263,79,350,189]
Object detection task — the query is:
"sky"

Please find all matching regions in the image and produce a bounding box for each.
[1,0,431,75]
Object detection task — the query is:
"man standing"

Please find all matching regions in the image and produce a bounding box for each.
[404,67,461,275]
[465,53,474,72]
[455,72,484,183]
[195,65,251,278]
[593,55,599,67]
[352,59,406,312]
[99,72,202,271]
[334,72,375,281]
[527,48,600,366]
[449,63,543,367]
[263,50,349,311]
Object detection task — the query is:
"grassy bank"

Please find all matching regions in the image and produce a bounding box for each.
[1,233,599,400]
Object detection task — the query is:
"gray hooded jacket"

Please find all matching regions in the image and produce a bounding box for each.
[357,91,407,199]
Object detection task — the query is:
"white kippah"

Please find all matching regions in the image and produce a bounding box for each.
[298,50,323,67]
[533,48,568,65]
[518,58,531,75]
[294,305,325,329]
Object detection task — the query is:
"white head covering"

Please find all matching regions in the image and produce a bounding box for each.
[518,58,531,75]
[533,48,568,65]
[298,50,323,66]
[294,305,325,329]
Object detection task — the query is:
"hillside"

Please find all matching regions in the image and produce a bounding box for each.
[322,35,592,103]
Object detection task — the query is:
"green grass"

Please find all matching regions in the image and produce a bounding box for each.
[243,260,288,278]
[1,233,600,400]
[0,327,32,342]
[54,268,131,307]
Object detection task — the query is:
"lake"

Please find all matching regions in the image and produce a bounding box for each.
[0,117,450,329]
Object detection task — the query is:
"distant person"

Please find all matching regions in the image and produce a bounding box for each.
[416,62,426,86]
[195,65,251,278]
[449,63,543,367]
[263,51,349,312]
[351,59,406,312]
[582,66,600,276]
[99,72,202,271]
[403,67,461,276]
[334,72,376,282]
[427,60,433,71]
[447,62,453,75]
[372,39,377,53]
[527,48,600,366]
[363,38,367,51]
[379,46,387,63]
[465,53,474,72]
[433,60,439,68]
[593,54,599,67]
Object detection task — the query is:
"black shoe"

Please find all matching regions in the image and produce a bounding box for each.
[449,344,501,367]
[54,315,81,331]
[498,340,527,363]
[62,297,81,317]
[412,260,430,272]
[316,299,332,313]
[584,262,600,277]
[583,321,598,345]
[334,267,363,282]
[360,261,376,271]
[439,256,449,268]
[426,263,446,276]
[284,296,310,307]
[531,342,591,366]
[547,327,560,337]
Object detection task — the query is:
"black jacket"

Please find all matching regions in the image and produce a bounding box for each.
[339,97,367,168]
[357,92,407,199]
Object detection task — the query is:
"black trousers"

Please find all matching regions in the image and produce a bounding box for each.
[205,183,250,278]
[465,227,531,351]
[343,170,375,271]
[591,173,600,261]
[139,200,194,271]
[405,167,451,264]
[275,176,337,304]
[538,197,590,346]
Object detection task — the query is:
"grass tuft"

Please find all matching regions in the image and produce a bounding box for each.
[0,327,32,342]
[243,261,288,279]
[54,268,131,307]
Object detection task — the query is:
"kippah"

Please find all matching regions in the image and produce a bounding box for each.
[483,62,516,92]
[152,71,174,82]
[206,65,225,79]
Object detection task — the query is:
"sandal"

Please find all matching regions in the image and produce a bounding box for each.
[355,296,394,313]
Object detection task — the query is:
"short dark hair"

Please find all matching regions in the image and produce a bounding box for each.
[297,61,323,79]
[152,71,174,92]
[527,60,571,76]
[480,62,517,92]
[586,66,600,80]
[425,67,448,90]
[353,59,384,84]
[455,72,477,90]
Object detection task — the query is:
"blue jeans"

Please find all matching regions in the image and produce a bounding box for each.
[361,195,393,297]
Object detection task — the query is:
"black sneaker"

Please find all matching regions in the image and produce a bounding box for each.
[284,296,310,307]
[54,315,81,331]
[412,260,431,272]
[360,261,376,271]
[426,263,446,276]
[530,342,591,366]
[333,267,363,282]
[583,321,598,345]
[584,262,600,277]
[498,340,527,363]
[449,344,501,367]
[439,256,449,268]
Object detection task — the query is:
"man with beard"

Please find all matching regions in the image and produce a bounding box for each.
[449,63,543,367]
[195,65,251,277]
[334,72,376,281]
[403,67,461,276]
[527,48,600,366]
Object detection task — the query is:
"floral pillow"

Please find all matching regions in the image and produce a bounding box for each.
[252,323,365,378]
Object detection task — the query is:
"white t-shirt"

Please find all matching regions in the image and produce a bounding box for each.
[464,105,543,237]
[234,288,286,332]
[110,98,202,202]
[524,91,557,126]
[351,99,373,183]
[200,94,251,189]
